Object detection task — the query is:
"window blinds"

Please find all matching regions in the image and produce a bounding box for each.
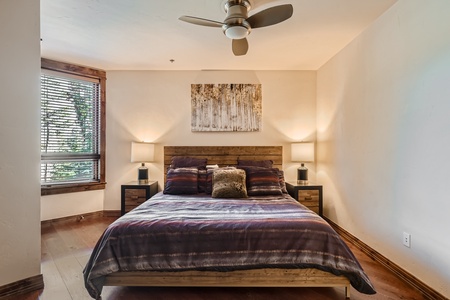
[40,70,101,185]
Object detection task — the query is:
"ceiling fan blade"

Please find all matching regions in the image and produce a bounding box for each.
[232,38,248,56]
[178,16,223,27]
[247,4,293,28]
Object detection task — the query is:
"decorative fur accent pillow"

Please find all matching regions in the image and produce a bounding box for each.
[212,168,247,198]
[205,167,236,194]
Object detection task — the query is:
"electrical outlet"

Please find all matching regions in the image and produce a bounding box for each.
[403,232,411,248]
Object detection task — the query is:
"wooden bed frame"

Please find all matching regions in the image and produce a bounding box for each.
[103,146,351,298]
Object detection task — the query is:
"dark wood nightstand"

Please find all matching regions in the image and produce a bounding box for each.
[121,181,158,215]
[286,182,323,216]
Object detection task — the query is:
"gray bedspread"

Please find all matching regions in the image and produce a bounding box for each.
[83,192,375,298]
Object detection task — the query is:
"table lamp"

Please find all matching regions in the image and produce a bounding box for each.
[131,142,154,184]
[291,142,314,184]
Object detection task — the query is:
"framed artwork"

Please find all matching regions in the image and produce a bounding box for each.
[191,83,262,132]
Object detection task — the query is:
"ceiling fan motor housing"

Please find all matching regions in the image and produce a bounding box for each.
[223,0,251,39]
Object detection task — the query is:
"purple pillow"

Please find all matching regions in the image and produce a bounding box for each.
[163,167,198,195]
[239,166,282,196]
[237,159,273,168]
[277,169,288,194]
[171,156,207,169]
[198,169,207,193]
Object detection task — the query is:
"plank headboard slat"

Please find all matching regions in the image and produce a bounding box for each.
[164,146,283,183]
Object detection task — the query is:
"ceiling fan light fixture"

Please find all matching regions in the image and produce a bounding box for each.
[224,25,249,39]
[179,0,293,56]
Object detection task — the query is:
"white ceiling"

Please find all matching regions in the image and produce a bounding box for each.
[40,0,397,71]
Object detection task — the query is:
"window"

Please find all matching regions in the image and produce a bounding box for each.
[41,58,106,195]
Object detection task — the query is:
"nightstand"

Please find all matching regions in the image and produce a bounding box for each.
[121,181,158,215]
[286,182,323,216]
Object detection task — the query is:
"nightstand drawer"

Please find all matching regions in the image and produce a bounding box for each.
[125,189,147,208]
[125,189,146,200]
[121,181,158,215]
[286,182,323,216]
[297,190,319,203]
[125,197,146,205]
[297,189,320,214]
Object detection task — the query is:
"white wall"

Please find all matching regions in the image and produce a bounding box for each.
[41,70,316,217]
[104,71,317,211]
[317,0,450,296]
[0,0,41,286]
[41,191,104,221]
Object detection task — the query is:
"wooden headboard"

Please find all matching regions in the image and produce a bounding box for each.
[164,146,282,178]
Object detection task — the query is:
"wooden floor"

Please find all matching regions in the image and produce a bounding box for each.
[14,216,428,300]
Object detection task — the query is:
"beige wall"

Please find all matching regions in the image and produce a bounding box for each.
[41,71,317,216]
[41,191,104,221]
[104,70,317,211]
[317,0,450,296]
[0,0,41,286]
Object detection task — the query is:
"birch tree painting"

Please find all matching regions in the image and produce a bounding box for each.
[191,84,262,132]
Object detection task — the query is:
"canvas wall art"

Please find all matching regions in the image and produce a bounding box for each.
[191,83,262,132]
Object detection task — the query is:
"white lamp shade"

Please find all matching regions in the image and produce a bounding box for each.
[291,143,314,162]
[131,142,154,163]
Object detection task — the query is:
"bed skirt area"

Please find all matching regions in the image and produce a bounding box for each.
[104,268,351,298]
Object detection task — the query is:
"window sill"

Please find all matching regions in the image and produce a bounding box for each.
[41,182,106,196]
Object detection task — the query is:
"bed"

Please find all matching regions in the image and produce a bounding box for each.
[83,146,375,299]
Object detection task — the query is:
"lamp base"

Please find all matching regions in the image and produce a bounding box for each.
[297,163,308,185]
[138,163,148,184]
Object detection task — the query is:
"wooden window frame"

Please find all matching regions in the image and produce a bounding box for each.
[40,58,106,196]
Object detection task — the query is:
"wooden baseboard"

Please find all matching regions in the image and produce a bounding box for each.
[324,217,446,300]
[103,210,121,217]
[41,211,104,226]
[0,274,43,299]
[41,210,120,226]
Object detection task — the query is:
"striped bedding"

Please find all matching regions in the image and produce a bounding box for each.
[83,192,375,298]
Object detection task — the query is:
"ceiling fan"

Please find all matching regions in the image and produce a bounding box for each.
[179,0,293,56]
